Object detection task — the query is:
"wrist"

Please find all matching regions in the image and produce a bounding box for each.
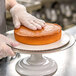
[8,1,18,11]
[10,1,18,8]
[10,4,27,13]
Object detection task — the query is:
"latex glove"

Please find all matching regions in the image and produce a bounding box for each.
[10,4,45,30]
[0,34,19,59]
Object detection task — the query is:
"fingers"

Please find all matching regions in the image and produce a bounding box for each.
[0,43,15,59]
[13,16,21,29]
[7,38,20,47]
[34,19,45,27]
[20,19,37,30]
[0,34,20,47]
[30,15,45,28]
[9,41,19,47]
[30,21,42,30]
[5,45,15,57]
[20,17,45,30]
[0,48,4,59]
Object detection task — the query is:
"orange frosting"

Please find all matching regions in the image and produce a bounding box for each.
[14,23,62,45]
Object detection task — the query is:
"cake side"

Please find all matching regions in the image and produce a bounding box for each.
[14,30,62,45]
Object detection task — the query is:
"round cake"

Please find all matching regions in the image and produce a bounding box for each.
[14,23,62,45]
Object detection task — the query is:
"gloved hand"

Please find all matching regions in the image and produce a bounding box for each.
[0,34,19,59]
[10,4,45,30]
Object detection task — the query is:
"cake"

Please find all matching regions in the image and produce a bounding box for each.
[14,23,62,45]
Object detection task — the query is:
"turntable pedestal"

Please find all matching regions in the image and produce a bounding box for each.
[16,54,57,76]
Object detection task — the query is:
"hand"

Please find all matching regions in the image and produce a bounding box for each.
[0,34,19,59]
[10,4,45,30]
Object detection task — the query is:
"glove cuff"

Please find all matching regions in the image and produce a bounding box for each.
[10,4,27,14]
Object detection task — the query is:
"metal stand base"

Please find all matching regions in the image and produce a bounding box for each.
[16,54,57,76]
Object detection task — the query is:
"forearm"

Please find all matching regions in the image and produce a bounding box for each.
[6,0,18,10]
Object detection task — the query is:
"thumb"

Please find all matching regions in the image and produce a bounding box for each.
[5,37,20,47]
[8,39,20,47]
[13,16,21,29]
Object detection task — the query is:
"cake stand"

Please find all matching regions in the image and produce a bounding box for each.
[6,31,75,76]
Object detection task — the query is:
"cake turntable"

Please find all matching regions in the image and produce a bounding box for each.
[6,30,75,76]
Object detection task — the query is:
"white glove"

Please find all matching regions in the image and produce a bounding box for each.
[0,34,19,59]
[10,4,45,30]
